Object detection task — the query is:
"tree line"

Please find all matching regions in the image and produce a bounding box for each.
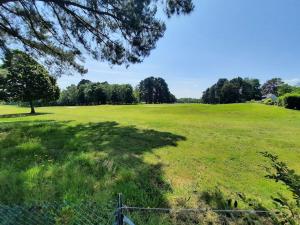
[59,76,176,105]
[202,77,300,104]
[0,51,176,113]
[58,80,135,105]
[2,51,298,113]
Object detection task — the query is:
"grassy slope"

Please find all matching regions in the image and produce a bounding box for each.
[0,103,299,209]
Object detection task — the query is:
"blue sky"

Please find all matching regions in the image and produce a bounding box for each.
[58,0,300,98]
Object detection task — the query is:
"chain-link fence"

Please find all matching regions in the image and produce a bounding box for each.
[115,192,275,225]
[0,202,114,225]
[120,207,277,225]
[0,194,288,225]
[0,202,276,225]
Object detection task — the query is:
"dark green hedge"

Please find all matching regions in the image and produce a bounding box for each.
[278,93,300,110]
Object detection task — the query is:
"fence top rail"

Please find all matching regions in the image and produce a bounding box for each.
[119,206,272,214]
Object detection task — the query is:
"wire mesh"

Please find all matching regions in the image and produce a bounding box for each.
[120,206,276,225]
[0,202,114,225]
[0,201,291,225]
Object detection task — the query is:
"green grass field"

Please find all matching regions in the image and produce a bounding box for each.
[0,103,299,222]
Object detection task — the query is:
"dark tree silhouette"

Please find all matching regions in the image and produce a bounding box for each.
[0,68,7,100]
[138,76,176,103]
[202,77,262,104]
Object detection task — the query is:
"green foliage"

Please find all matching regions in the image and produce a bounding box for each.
[202,77,262,104]
[244,78,262,100]
[121,84,136,104]
[0,68,8,101]
[202,77,300,105]
[263,98,275,105]
[84,83,106,104]
[0,0,194,75]
[220,82,240,103]
[261,152,300,224]
[59,80,135,105]
[261,152,300,202]
[293,87,300,94]
[278,84,295,96]
[138,77,176,103]
[176,98,201,103]
[1,50,60,113]
[58,85,79,106]
[278,93,300,110]
[278,96,285,107]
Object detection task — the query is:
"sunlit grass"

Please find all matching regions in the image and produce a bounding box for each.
[0,103,299,213]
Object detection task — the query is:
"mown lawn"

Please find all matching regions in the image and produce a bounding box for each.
[0,103,299,222]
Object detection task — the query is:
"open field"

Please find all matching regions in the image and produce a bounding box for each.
[0,103,300,223]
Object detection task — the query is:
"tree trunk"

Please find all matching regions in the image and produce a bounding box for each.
[29,100,35,114]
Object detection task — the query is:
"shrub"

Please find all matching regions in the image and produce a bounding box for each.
[279,93,300,110]
[262,98,275,105]
[261,152,300,223]
[277,96,285,107]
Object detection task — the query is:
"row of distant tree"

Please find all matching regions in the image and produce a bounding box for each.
[176,98,201,103]
[58,76,176,106]
[202,77,300,104]
[0,51,176,113]
[2,51,299,112]
[59,80,135,105]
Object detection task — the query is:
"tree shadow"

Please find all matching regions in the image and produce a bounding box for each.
[0,112,52,118]
[0,120,186,210]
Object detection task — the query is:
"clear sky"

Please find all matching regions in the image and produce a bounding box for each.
[58,0,300,98]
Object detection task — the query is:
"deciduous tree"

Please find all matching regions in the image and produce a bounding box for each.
[58,84,78,105]
[261,78,284,96]
[1,50,60,113]
[278,83,295,96]
[202,77,262,104]
[138,76,175,103]
[221,82,240,103]
[0,68,7,100]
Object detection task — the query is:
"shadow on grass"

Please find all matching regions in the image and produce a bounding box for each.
[0,112,52,118]
[0,120,185,210]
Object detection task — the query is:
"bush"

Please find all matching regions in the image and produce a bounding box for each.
[262,98,275,105]
[277,96,285,107]
[279,93,300,110]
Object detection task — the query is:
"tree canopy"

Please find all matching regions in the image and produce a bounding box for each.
[202,77,262,104]
[261,78,284,96]
[138,76,176,103]
[0,50,60,113]
[58,79,136,105]
[0,0,194,75]
[201,77,300,105]
[0,68,7,101]
[277,83,295,97]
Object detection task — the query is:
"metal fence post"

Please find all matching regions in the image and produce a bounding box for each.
[115,193,123,225]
